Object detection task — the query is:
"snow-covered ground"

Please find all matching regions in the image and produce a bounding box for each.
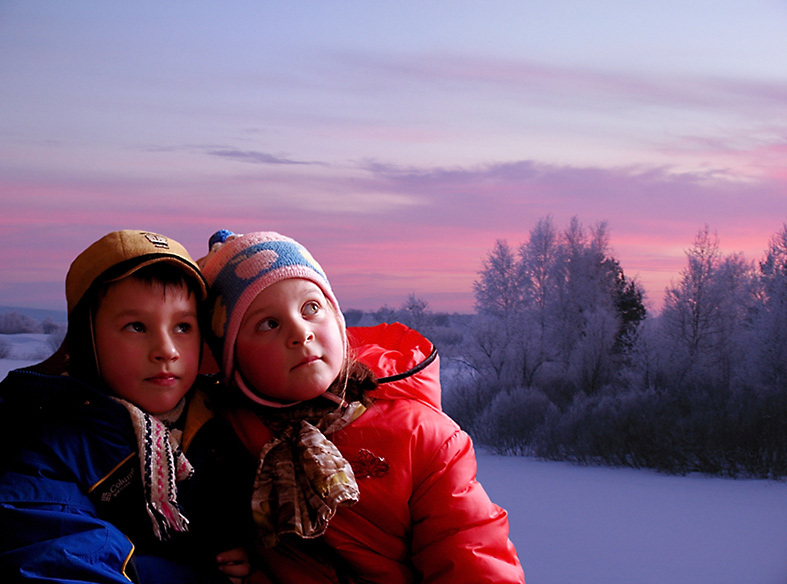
[2,336,786,584]
[0,333,53,366]
[477,453,787,584]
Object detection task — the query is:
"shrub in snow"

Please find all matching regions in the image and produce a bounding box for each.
[0,311,41,334]
[442,376,495,437]
[47,330,66,353]
[477,387,558,455]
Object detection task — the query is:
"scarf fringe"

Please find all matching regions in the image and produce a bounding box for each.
[113,397,194,540]
[146,500,191,540]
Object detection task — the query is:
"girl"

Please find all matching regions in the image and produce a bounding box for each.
[199,230,525,584]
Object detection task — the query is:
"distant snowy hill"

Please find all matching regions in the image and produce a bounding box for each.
[0,306,67,325]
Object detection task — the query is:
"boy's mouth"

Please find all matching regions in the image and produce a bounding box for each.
[147,372,179,384]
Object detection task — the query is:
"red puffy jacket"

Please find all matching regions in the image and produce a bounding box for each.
[229,323,525,584]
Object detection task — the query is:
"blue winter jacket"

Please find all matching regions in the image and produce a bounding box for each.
[0,368,242,583]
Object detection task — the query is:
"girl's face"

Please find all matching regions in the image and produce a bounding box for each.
[235,278,344,404]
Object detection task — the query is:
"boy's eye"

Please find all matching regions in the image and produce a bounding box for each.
[124,322,146,333]
[256,318,279,332]
[303,301,320,316]
[175,322,193,334]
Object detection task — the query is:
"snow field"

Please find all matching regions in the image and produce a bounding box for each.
[476,452,787,584]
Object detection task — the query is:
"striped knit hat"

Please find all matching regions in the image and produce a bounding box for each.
[199,230,345,406]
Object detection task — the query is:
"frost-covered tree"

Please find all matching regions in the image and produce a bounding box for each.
[469,240,527,383]
[469,216,645,394]
[400,293,430,332]
[549,219,616,366]
[518,216,559,313]
[659,226,756,388]
[620,316,666,391]
[747,224,787,388]
[473,239,523,318]
[661,227,722,367]
[568,307,620,394]
[506,217,561,386]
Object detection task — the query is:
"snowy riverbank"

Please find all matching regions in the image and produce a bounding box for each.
[477,451,787,584]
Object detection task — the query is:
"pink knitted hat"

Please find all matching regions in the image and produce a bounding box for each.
[199,230,345,407]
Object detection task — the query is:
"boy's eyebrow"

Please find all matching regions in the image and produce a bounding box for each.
[105,307,146,319]
[171,309,200,318]
[105,307,200,319]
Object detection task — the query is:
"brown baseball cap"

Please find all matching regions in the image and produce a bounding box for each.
[65,230,207,314]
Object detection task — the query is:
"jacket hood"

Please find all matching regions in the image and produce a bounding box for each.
[348,322,440,410]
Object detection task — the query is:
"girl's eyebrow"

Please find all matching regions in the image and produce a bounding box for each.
[241,306,275,325]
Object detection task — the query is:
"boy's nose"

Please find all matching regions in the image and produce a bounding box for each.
[151,333,179,361]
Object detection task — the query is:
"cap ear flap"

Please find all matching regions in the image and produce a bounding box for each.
[62,297,101,382]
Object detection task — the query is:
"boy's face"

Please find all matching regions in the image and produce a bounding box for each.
[93,277,201,414]
[235,278,344,404]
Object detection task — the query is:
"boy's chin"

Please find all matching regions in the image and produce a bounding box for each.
[137,389,193,415]
[145,400,187,415]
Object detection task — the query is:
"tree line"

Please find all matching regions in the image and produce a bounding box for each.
[3,219,785,478]
[394,216,785,479]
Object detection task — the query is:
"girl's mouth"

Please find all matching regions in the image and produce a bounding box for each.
[293,355,320,370]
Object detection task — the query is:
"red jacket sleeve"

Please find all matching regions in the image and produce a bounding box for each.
[409,422,525,583]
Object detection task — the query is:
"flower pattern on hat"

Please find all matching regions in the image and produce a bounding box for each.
[199,230,345,408]
[235,250,278,280]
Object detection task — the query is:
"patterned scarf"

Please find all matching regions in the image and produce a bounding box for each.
[113,397,194,540]
[248,367,375,548]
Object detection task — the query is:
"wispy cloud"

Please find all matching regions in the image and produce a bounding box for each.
[337,51,787,113]
[206,149,313,166]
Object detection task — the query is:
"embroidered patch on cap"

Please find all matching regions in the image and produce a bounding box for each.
[144,233,170,248]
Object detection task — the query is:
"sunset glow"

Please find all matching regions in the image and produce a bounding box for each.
[1,1,785,314]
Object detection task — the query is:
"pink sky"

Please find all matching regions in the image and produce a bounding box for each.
[1,2,785,314]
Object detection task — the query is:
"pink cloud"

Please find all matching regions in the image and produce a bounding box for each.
[0,156,783,314]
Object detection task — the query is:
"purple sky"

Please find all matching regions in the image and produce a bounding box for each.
[1,2,785,314]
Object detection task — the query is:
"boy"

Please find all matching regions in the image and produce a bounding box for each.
[0,230,249,583]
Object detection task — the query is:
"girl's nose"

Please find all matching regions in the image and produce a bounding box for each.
[289,321,315,346]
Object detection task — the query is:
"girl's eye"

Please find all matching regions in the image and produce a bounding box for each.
[124,322,145,333]
[303,301,320,316]
[256,318,279,332]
